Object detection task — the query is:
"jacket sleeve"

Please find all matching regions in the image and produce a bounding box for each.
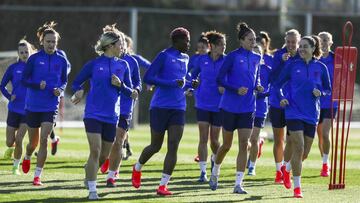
[72,61,93,92]
[216,53,239,93]
[21,56,41,89]
[133,54,151,69]
[274,63,291,100]
[143,52,178,87]
[131,58,142,92]
[0,65,13,100]
[58,59,68,91]
[119,63,133,97]
[321,64,332,96]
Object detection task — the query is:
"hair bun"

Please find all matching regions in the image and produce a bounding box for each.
[237,22,248,31]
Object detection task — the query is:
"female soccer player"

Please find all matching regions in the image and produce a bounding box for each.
[131,27,190,196]
[247,44,272,176]
[102,33,142,187]
[317,32,336,177]
[209,22,263,194]
[71,24,136,200]
[188,31,226,182]
[275,36,331,198]
[188,33,209,73]
[1,38,36,174]
[269,29,301,183]
[21,22,68,186]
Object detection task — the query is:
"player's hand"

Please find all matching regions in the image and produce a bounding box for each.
[111,74,122,87]
[131,89,138,100]
[282,53,291,61]
[71,89,84,105]
[256,85,264,93]
[53,88,62,97]
[237,87,248,95]
[280,99,289,107]
[313,88,321,97]
[191,79,200,88]
[10,95,16,101]
[40,80,46,90]
[218,86,225,94]
[176,79,185,88]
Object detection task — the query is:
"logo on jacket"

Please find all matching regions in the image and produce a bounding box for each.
[99,67,104,71]
[204,61,209,65]
[39,61,45,65]
[172,59,176,63]
[16,70,22,74]
[296,69,301,73]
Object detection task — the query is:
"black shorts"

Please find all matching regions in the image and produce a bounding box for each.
[7,111,26,128]
[269,106,286,128]
[286,119,316,138]
[84,118,116,142]
[150,107,185,133]
[196,108,222,127]
[319,108,338,124]
[254,117,266,128]
[117,115,131,131]
[26,110,56,128]
[221,110,254,132]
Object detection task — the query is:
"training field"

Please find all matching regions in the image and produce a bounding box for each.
[0,125,359,202]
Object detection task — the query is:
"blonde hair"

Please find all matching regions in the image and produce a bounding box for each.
[18,36,37,55]
[285,29,301,41]
[318,31,333,43]
[95,24,125,55]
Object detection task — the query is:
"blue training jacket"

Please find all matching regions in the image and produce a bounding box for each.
[269,48,300,108]
[132,54,151,70]
[255,63,272,118]
[275,58,331,125]
[188,54,203,73]
[263,53,274,68]
[143,47,189,111]
[120,54,141,118]
[1,61,27,114]
[319,52,337,109]
[217,47,261,113]
[72,55,133,124]
[22,49,68,112]
[190,53,225,112]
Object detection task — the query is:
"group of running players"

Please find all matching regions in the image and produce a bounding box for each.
[0,20,335,200]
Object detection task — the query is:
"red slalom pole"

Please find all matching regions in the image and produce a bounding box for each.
[329,21,358,190]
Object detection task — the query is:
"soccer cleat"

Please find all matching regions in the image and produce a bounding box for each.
[247,167,256,176]
[257,138,265,158]
[100,158,110,174]
[132,165,141,188]
[51,136,60,155]
[293,187,303,198]
[320,163,330,177]
[282,167,292,189]
[33,177,43,186]
[22,159,31,174]
[4,147,14,159]
[198,171,208,183]
[194,155,200,162]
[12,166,20,175]
[156,185,172,196]
[274,170,283,184]
[209,175,218,191]
[106,178,116,187]
[88,191,99,200]
[233,185,248,194]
